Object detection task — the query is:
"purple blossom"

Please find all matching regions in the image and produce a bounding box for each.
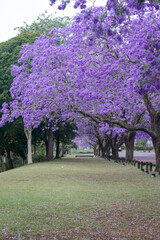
[1,2,160,168]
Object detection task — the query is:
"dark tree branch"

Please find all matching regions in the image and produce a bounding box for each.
[75,109,157,138]
[142,93,156,117]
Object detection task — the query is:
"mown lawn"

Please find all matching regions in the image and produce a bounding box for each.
[0,157,160,240]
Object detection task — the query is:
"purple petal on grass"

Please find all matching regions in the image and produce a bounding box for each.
[17,233,21,238]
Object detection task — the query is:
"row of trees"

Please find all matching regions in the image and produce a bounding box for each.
[0,1,160,170]
[50,0,159,168]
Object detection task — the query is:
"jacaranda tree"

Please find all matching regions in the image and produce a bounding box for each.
[0,2,160,170]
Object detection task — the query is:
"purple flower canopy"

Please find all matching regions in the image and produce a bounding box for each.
[0,4,159,148]
[49,0,160,11]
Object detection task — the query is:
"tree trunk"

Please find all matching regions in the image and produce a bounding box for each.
[153,112,160,172]
[111,147,119,159]
[125,147,134,162]
[104,137,111,158]
[24,126,32,164]
[61,143,65,157]
[101,146,106,158]
[105,144,111,158]
[6,150,14,169]
[152,136,160,172]
[155,142,160,172]
[56,133,60,159]
[46,128,54,161]
[98,146,101,157]
[125,131,136,162]
[97,142,103,158]
[142,94,160,171]
[110,133,124,160]
[94,144,99,156]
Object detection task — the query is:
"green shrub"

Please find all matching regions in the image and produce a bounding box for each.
[134,146,153,151]
[32,153,46,163]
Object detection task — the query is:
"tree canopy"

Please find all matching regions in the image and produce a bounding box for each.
[49,0,160,11]
[14,11,70,34]
[0,13,71,167]
[0,1,160,170]
[0,32,43,107]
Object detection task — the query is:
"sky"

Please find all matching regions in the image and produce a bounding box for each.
[0,0,77,43]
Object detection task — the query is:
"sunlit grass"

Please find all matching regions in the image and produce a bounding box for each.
[0,157,160,239]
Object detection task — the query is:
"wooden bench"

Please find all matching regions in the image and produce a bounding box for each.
[75,154,94,158]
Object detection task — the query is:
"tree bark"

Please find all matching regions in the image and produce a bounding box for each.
[97,142,103,158]
[104,137,111,158]
[105,143,111,158]
[125,147,134,162]
[6,150,14,169]
[152,136,160,172]
[56,132,60,158]
[155,142,160,172]
[61,143,65,157]
[110,134,124,160]
[101,146,106,158]
[125,131,136,162]
[143,95,160,172]
[111,147,119,159]
[94,144,99,156]
[46,128,54,161]
[24,126,32,164]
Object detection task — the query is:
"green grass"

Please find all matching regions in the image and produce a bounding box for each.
[0,157,160,240]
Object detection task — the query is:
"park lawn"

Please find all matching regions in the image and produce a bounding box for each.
[0,157,160,240]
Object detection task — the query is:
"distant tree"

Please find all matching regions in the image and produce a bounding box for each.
[0,32,42,108]
[14,11,70,34]
[0,118,26,169]
[54,121,77,158]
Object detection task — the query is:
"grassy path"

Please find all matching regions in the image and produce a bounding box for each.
[0,157,160,239]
